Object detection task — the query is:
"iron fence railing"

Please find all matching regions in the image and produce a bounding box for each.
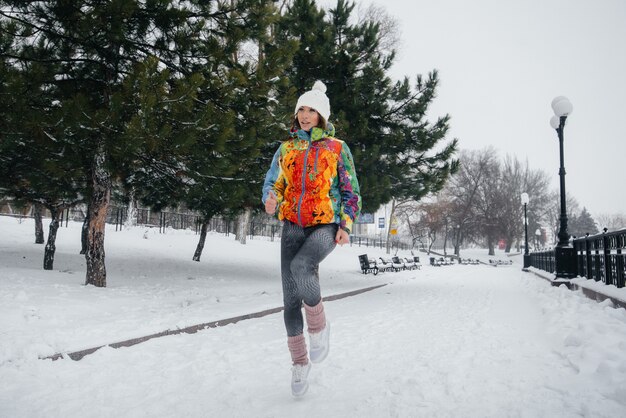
[2,203,417,249]
[574,229,626,288]
[529,250,555,274]
[106,207,283,240]
[350,235,413,251]
[529,228,626,288]
[107,206,201,233]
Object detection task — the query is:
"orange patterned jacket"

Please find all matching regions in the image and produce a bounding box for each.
[262,124,361,233]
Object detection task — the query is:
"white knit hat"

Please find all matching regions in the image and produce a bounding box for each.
[294,80,331,121]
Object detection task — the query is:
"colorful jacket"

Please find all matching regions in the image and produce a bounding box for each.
[262,123,361,233]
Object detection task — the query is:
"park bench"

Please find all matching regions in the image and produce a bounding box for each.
[489,259,513,266]
[410,257,423,269]
[436,257,453,266]
[358,254,379,275]
[403,257,421,270]
[379,257,399,272]
[430,256,455,266]
[441,257,455,266]
[459,258,480,265]
[391,256,407,271]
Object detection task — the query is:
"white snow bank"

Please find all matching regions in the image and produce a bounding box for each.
[1,216,626,417]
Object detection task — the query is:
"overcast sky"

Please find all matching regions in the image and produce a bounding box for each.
[321,0,626,219]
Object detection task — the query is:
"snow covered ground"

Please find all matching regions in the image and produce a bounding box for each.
[1,216,626,417]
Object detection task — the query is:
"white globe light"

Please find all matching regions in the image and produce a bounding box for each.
[551,96,573,116]
[550,115,560,129]
[521,192,529,205]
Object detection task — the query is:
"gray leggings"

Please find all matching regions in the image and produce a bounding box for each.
[281,221,338,337]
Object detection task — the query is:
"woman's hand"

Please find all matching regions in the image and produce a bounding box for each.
[335,228,350,246]
[265,191,277,215]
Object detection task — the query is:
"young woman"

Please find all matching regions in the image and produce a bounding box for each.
[262,80,361,397]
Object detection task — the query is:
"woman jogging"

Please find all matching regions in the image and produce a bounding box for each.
[262,80,361,397]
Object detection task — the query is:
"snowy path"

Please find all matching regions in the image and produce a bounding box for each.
[1,219,626,417]
[3,267,626,417]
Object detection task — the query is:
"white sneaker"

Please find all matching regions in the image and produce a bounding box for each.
[309,322,330,364]
[291,362,311,397]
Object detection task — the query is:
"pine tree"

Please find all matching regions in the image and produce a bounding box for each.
[227,2,297,245]
[0,16,86,269]
[569,207,598,238]
[1,0,272,285]
[113,57,219,212]
[185,0,296,258]
[278,0,458,254]
[278,0,458,217]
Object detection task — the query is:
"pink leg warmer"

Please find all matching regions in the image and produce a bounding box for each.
[304,301,326,334]
[287,334,308,366]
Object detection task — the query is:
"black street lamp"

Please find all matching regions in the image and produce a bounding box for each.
[521,192,530,269]
[550,96,578,279]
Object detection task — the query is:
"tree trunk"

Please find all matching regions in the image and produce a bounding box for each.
[236,207,252,245]
[43,207,60,270]
[487,236,495,256]
[427,232,436,254]
[124,189,137,228]
[193,221,209,262]
[80,207,90,255]
[34,203,44,244]
[85,150,111,288]
[386,199,397,254]
[405,214,416,250]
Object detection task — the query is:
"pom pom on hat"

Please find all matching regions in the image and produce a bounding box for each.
[311,80,327,94]
[294,80,331,121]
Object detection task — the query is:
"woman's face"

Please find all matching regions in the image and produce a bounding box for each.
[296,106,320,131]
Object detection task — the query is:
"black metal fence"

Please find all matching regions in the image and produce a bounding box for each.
[106,207,284,240]
[350,235,413,251]
[107,206,200,233]
[37,205,281,239]
[574,229,626,288]
[105,206,416,248]
[529,228,626,288]
[3,202,417,249]
[529,250,555,274]
[249,221,282,241]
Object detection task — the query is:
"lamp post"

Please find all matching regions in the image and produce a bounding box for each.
[550,96,577,279]
[521,193,530,269]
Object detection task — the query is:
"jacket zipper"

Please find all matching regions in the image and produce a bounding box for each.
[296,137,312,226]
[313,148,319,176]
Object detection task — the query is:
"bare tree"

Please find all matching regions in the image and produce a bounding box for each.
[499,155,552,252]
[596,213,626,232]
[356,3,401,56]
[546,193,580,245]
[395,200,429,250]
[443,148,499,255]
[439,149,554,255]
[410,199,451,254]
